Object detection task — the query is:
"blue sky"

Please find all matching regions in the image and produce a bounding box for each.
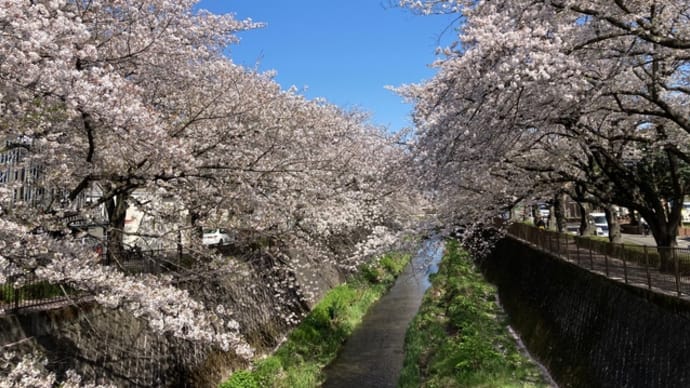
[196,1,458,132]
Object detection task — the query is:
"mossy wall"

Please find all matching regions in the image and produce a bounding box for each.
[483,236,690,388]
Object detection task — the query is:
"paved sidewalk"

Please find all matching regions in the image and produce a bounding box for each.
[512,225,690,300]
[620,233,690,249]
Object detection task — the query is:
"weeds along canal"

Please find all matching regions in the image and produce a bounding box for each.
[322,238,444,388]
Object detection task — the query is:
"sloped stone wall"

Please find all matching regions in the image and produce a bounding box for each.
[483,237,690,388]
[0,304,195,386]
[0,252,344,387]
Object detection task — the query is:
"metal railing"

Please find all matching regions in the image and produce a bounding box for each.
[508,223,690,298]
[103,248,189,274]
[0,273,83,312]
[1,249,187,314]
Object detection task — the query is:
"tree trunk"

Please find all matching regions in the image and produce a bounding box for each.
[635,196,682,271]
[531,204,540,225]
[552,192,567,233]
[604,205,621,243]
[578,202,596,236]
[105,192,129,267]
[190,210,203,238]
[647,215,680,272]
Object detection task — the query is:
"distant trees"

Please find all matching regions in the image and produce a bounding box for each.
[399,0,690,267]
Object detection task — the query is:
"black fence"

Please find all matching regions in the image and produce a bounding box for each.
[103,248,191,274]
[508,223,690,298]
[1,248,188,314]
[0,273,83,312]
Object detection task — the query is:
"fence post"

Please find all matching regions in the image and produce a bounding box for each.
[576,237,580,265]
[604,250,610,277]
[564,233,569,261]
[178,230,183,262]
[589,241,594,270]
[644,245,651,290]
[548,231,552,252]
[537,227,541,248]
[621,243,628,284]
[539,229,543,248]
[556,232,561,257]
[13,276,19,311]
[674,247,681,297]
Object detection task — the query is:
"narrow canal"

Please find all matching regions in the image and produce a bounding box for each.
[322,238,444,388]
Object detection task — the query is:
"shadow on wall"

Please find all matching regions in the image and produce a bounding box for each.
[482,237,690,388]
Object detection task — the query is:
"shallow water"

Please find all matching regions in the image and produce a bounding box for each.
[322,239,444,388]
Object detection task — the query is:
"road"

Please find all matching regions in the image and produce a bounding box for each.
[620,233,690,249]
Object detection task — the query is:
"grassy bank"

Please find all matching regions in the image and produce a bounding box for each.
[399,240,551,387]
[220,252,411,388]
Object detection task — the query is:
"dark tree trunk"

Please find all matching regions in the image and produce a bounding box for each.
[637,198,682,272]
[604,205,621,243]
[531,204,540,225]
[584,147,687,272]
[105,192,129,267]
[552,192,567,233]
[578,202,596,236]
[190,210,203,238]
[647,216,680,272]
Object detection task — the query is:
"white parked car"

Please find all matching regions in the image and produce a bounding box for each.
[202,228,232,246]
[682,202,690,224]
[590,212,609,237]
[538,203,550,219]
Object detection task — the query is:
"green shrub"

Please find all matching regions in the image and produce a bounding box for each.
[219,370,258,388]
[359,264,383,284]
[252,357,282,387]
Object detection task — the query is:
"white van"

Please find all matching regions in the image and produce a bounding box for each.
[590,212,609,237]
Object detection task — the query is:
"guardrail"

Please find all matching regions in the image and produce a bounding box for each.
[507,223,690,298]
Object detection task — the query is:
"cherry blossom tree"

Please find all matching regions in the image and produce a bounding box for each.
[0,0,420,384]
[0,1,262,373]
[399,0,690,266]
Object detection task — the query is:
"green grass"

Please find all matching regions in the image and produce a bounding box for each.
[219,251,412,388]
[574,235,690,274]
[574,235,663,267]
[399,240,550,388]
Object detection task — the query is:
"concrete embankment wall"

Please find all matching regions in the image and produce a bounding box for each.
[483,236,690,388]
[0,303,202,386]
[0,252,344,387]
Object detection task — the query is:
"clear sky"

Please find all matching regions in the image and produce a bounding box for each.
[195,1,458,132]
